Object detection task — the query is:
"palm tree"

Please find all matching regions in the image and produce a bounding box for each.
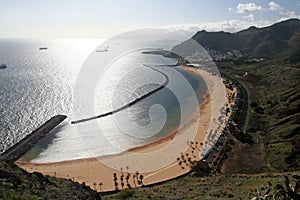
[139,175,144,186]
[135,171,139,183]
[99,182,103,191]
[126,173,130,184]
[195,141,200,150]
[133,174,136,187]
[93,182,97,190]
[114,181,118,191]
[188,157,192,164]
[113,173,117,182]
[120,174,124,189]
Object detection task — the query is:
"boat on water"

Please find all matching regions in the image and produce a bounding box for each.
[0,64,7,69]
[96,46,109,52]
[96,49,108,53]
[39,47,48,50]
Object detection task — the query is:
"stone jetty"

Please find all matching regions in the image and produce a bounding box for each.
[0,115,67,162]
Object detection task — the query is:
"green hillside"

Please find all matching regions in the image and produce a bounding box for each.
[103,173,300,199]
[190,18,300,60]
[219,60,300,172]
[0,162,100,200]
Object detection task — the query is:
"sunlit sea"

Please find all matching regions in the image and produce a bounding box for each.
[0,39,206,163]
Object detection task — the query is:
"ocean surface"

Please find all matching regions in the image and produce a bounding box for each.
[0,38,207,163]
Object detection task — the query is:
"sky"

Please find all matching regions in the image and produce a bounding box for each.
[0,0,299,38]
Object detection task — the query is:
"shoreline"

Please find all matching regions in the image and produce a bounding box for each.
[16,66,230,192]
[17,89,209,164]
[127,92,210,154]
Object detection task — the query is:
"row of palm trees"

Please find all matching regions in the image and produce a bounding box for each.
[177,152,194,170]
[112,169,144,191]
[92,182,103,191]
[176,140,205,170]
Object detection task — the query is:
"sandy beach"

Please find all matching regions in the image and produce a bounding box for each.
[16,66,233,192]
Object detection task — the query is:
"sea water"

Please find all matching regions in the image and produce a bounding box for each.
[0,39,206,163]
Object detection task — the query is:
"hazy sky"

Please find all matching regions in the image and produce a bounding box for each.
[0,0,299,38]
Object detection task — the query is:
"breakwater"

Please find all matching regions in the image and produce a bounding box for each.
[0,115,67,162]
[142,50,187,66]
[71,66,169,124]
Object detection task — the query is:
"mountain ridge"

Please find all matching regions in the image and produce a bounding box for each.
[174,18,300,62]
